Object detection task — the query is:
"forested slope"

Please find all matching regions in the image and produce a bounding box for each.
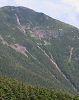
[0,76,77,100]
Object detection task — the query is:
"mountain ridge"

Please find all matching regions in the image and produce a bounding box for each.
[0,6,79,93]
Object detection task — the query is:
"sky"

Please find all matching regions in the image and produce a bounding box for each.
[0,0,79,28]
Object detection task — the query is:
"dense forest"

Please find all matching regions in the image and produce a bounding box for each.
[0,76,79,100]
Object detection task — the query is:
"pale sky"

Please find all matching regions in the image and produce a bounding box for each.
[0,0,79,28]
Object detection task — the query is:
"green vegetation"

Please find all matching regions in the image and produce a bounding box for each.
[0,76,76,100]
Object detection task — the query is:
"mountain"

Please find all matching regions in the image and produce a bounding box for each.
[0,6,79,93]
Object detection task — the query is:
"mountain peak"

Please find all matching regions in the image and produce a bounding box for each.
[0,6,79,93]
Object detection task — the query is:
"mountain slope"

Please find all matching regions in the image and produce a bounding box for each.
[0,6,79,93]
